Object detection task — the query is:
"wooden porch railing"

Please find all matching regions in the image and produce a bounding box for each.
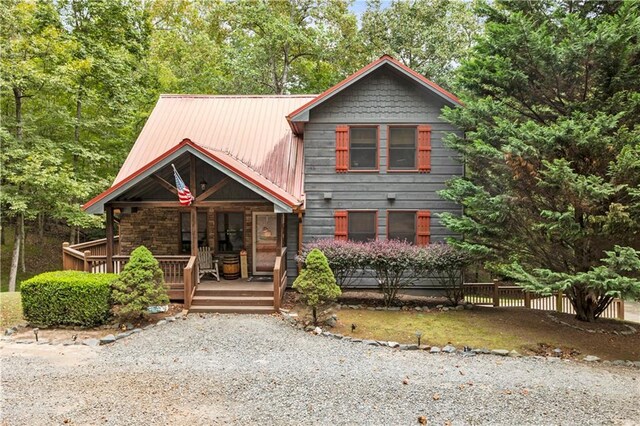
[463,281,625,320]
[66,236,120,256]
[63,241,192,303]
[273,246,288,311]
[183,256,198,309]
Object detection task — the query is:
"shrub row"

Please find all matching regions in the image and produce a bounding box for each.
[298,239,472,306]
[21,271,117,327]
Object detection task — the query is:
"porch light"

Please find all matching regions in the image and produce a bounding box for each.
[200,179,207,191]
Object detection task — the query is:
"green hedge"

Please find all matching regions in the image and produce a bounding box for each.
[21,271,117,327]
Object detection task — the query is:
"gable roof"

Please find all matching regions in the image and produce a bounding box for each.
[286,55,462,133]
[84,95,314,213]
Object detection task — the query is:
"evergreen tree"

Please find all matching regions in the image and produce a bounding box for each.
[293,248,341,325]
[440,0,640,321]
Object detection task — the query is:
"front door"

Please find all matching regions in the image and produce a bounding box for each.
[252,212,278,275]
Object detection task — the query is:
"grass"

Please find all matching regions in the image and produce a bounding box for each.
[333,309,528,350]
[315,306,640,360]
[0,292,23,328]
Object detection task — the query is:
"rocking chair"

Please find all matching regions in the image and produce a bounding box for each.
[197,247,220,282]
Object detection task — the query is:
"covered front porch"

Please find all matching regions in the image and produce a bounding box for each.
[65,145,301,312]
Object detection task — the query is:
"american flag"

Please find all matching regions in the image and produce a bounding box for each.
[171,164,194,206]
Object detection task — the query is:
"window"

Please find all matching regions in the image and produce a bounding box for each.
[180,212,207,253]
[349,127,377,170]
[347,211,376,242]
[388,211,417,243]
[216,212,244,252]
[388,127,417,170]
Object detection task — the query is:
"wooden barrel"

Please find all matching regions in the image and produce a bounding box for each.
[222,255,240,280]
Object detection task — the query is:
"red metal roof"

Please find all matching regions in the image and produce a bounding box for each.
[114,95,315,202]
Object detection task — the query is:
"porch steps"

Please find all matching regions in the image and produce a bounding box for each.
[188,305,275,314]
[187,281,275,314]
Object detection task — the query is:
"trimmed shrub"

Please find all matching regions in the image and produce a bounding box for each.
[419,244,473,306]
[293,248,341,324]
[298,239,367,288]
[21,271,116,327]
[111,246,169,321]
[363,240,423,307]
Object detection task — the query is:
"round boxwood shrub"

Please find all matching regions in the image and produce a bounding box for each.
[21,271,117,327]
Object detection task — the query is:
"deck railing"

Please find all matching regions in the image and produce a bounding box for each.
[463,281,625,320]
[273,247,288,311]
[183,256,198,309]
[63,241,192,302]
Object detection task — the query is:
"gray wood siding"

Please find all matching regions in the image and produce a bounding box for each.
[300,66,463,287]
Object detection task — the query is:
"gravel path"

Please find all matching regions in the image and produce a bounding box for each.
[1,315,639,425]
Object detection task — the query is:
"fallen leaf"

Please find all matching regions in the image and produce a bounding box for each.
[418,415,427,424]
[403,377,409,385]
[504,389,512,395]
[459,370,465,375]
[432,393,441,401]
[521,389,529,396]
[444,420,452,426]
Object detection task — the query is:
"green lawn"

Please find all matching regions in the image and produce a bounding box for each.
[0,292,23,328]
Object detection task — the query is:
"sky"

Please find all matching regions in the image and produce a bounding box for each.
[349,1,393,16]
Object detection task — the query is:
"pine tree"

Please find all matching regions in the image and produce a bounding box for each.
[440,0,640,321]
[293,249,341,325]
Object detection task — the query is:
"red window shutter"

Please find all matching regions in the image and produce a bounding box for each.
[417,210,431,246]
[335,125,349,172]
[334,211,348,240]
[417,125,432,173]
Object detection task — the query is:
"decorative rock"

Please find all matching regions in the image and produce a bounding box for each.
[125,322,134,330]
[321,331,332,337]
[131,328,142,334]
[430,347,441,353]
[387,341,400,348]
[418,345,430,351]
[156,320,167,326]
[304,325,315,332]
[583,355,600,362]
[387,307,401,311]
[351,338,362,343]
[4,328,15,336]
[375,307,385,311]
[401,306,410,311]
[36,339,50,345]
[462,352,476,357]
[332,334,343,339]
[404,344,419,350]
[325,317,337,328]
[442,307,450,312]
[612,360,626,366]
[313,327,322,335]
[143,324,155,330]
[165,316,176,322]
[288,313,299,318]
[414,306,422,311]
[553,348,562,356]
[115,332,132,340]
[442,345,456,353]
[15,340,32,344]
[464,304,473,310]
[491,349,510,356]
[455,305,465,311]
[367,307,376,311]
[363,340,379,346]
[473,348,490,354]
[436,305,444,309]
[508,350,522,358]
[62,340,75,346]
[82,338,100,347]
[99,334,116,345]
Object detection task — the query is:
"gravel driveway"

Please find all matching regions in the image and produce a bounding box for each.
[1,314,639,425]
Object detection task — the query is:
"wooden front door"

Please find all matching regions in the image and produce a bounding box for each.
[252,212,277,275]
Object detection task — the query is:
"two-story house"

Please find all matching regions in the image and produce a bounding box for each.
[64,56,463,313]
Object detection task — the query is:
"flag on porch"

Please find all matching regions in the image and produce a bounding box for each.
[171,164,194,206]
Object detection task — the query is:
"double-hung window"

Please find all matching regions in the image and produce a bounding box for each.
[334,211,377,242]
[388,127,417,170]
[387,211,431,246]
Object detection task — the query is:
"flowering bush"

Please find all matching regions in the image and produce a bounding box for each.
[298,239,367,288]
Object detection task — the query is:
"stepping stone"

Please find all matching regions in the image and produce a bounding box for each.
[100,334,116,345]
[442,345,456,353]
[491,349,509,356]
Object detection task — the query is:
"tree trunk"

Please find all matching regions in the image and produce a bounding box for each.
[38,212,44,239]
[20,214,26,273]
[571,285,598,322]
[73,94,81,170]
[13,87,22,141]
[312,306,317,326]
[8,219,22,292]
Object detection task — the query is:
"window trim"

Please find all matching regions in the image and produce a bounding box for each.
[387,125,419,173]
[386,210,417,244]
[346,210,378,241]
[347,125,380,173]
